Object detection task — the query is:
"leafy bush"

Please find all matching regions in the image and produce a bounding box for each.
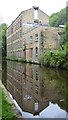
[39,44,68,69]
[44,50,52,66]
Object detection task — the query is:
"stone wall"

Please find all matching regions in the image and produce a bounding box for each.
[43,27,61,50]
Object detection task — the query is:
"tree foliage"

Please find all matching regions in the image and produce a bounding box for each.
[60,22,68,45]
[49,7,66,27]
[0,23,7,59]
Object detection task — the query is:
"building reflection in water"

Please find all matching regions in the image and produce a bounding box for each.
[7,61,67,115]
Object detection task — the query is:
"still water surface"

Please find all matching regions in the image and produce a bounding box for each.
[2,61,68,118]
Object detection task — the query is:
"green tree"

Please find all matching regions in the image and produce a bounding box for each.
[0,24,2,60]
[0,23,7,60]
[49,7,66,27]
[60,22,68,45]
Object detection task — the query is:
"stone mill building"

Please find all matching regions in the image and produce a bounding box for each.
[7,6,62,63]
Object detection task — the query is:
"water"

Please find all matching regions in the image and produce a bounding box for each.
[2,61,68,118]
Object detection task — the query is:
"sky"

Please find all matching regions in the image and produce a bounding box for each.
[0,0,67,25]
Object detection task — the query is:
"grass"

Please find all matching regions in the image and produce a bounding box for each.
[0,87,16,120]
[0,64,16,120]
[2,92,16,120]
[0,87,2,119]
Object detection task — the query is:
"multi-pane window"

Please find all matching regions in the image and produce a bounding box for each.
[30,36,33,43]
[35,34,38,41]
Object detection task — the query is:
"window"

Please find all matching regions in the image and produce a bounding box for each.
[20,19,22,27]
[35,34,38,41]
[31,48,33,57]
[20,30,22,37]
[35,47,38,57]
[11,27,13,34]
[30,48,33,58]
[30,36,33,43]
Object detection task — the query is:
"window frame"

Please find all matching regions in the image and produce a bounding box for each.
[30,36,33,44]
[35,33,38,42]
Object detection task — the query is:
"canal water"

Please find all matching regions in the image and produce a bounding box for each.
[2,61,68,118]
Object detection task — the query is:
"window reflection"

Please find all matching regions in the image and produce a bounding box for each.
[36,70,38,80]
[35,47,38,57]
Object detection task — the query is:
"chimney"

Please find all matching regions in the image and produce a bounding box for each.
[33,6,39,23]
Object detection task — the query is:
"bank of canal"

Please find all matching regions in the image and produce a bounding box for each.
[0,80,23,120]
